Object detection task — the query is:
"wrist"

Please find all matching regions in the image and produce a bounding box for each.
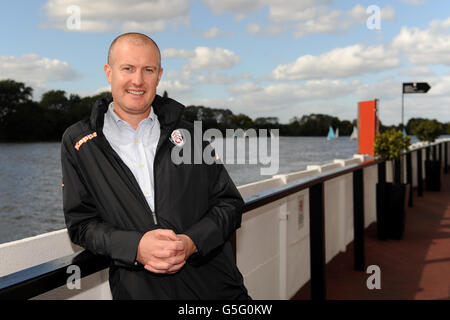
[179,234,198,257]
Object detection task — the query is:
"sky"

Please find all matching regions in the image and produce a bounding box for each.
[1,0,450,125]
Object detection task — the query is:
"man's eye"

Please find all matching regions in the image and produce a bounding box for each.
[146,68,154,73]
[122,67,132,71]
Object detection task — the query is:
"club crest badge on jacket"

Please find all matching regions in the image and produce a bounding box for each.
[169,129,185,147]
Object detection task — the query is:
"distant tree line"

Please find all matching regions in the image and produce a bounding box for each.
[0,79,449,142]
[0,79,112,142]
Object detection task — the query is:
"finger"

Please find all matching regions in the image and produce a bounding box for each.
[157,239,185,252]
[155,229,178,241]
[144,264,167,274]
[146,260,173,273]
[167,261,186,274]
[151,246,183,259]
[166,252,186,265]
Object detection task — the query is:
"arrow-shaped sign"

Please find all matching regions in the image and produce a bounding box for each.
[403,82,431,94]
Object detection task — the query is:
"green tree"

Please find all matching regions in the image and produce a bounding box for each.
[338,120,353,136]
[411,119,443,142]
[0,79,33,125]
[40,90,69,111]
[297,114,340,136]
[406,117,427,135]
[231,113,254,130]
[0,79,39,141]
[254,117,279,129]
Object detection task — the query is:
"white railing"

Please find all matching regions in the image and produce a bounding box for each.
[0,138,449,300]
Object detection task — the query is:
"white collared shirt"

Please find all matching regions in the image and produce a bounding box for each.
[103,102,160,212]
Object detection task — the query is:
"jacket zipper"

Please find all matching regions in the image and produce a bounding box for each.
[152,124,176,227]
[96,132,158,225]
[152,212,158,225]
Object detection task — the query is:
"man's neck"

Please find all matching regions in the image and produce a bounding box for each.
[112,105,151,130]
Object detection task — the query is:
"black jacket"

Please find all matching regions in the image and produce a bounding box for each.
[61,95,249,299]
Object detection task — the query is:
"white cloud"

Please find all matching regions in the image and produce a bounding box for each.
[197,73,236,84]
[355,78,401,101]
[399,66,434,77]
[272,44,400,81]
[228,82,263,95]
[246,23,261,35]
[201,0,266,15]
[246,22,287,37]
[203,27,220,39]
[162,48,195,59]
[400,0,427,5]
[268,1,332,23]
[192,77,450,125]
[293,7,348,38]
[392,21,450,66]
[227,80,357,116]
[162,47,241,71]
[41,0,191,32]
[0,53,80,98]
[157,79,193,97]
[202,1,395,38]
[429,17,450,30]
[293,5,395,38]
[183,47,241,71]
[92,85,111,95]
[201,27,234,39]
[423,75,450,97]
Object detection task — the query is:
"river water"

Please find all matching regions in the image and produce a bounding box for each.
[0,137,359,244]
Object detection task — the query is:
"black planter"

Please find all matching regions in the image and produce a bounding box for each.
[425,160,441,191]
[376,182,408,240]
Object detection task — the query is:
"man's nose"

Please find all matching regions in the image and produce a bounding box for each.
[131,70,144,86]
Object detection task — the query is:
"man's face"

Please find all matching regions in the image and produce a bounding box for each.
[104,40,163,117]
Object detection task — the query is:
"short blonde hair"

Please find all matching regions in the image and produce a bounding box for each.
[107,32,161,67]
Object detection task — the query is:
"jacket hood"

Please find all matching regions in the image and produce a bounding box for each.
[89,95,185,131]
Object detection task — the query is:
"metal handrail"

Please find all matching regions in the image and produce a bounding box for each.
[0,139,448,300]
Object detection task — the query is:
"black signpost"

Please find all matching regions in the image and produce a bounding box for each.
[402,82,431,128]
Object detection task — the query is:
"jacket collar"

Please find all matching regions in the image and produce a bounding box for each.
[90,94,185,132]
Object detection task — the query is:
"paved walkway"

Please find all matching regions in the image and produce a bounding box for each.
[293,171,450,300]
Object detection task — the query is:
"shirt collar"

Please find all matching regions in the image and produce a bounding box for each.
[107,102,156,128]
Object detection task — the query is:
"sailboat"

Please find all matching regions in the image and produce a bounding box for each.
[350,126,358,141]
[402,128,407,137]
[327,126,336,140]
[335,127,339,138]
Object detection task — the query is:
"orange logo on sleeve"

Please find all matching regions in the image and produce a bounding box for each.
[74,132,97,151]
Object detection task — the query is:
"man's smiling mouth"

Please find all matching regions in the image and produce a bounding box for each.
[127,90,145,95]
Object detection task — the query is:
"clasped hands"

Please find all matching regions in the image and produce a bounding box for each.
[136,229,198,274]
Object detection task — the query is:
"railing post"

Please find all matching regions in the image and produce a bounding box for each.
[407,152,413,207]
[309,182,326,300]
[378,161,386,183]
[445,142,448,174]
[394,158,401,184]
[353,169,365,271]
[417,149,423,196]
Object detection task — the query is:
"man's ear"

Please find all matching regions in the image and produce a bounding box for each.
[157,67,164,86]
[104,64,112,84]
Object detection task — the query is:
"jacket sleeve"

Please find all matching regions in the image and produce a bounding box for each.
[61,131,145,267]
[183,156,244,257]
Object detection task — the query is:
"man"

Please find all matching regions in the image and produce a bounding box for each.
[61,33,250,299]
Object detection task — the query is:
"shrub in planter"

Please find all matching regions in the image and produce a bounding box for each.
[412,120,443,191]
[374,129,411,240]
